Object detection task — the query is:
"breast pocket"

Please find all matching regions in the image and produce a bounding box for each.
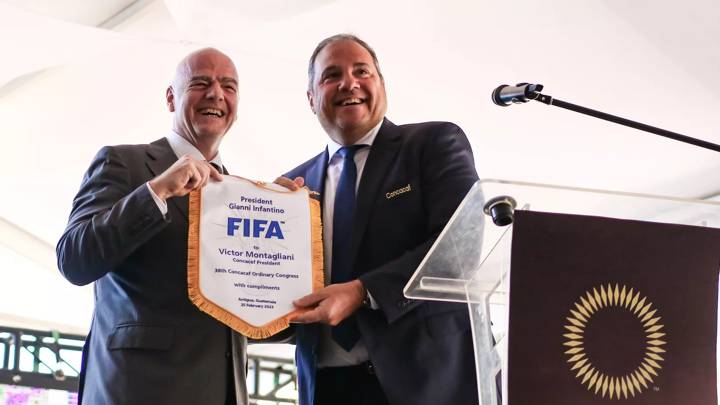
[378,181,423,218]
[368,180,425,250]
[383,182,415,202]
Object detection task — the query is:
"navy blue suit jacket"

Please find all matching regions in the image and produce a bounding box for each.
[57,138,246,404]
[285,119,480,405]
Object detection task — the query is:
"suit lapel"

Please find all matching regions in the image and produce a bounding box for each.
[349,119,402,269]
[145,138,188,223]
[304,149,329,200]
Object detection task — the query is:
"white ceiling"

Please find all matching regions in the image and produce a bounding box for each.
[1,0,719,334]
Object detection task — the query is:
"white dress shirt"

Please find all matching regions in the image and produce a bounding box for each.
[147,131,224,215]
[317,120,383,368]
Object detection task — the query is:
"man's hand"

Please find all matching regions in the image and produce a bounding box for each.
[148,155,222,200]
[289,280,366,325]
[274,176,305,191]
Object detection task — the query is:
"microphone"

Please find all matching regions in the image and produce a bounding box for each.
[492,83,544,106]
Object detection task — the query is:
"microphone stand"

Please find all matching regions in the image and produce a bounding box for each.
[525,90,720,153]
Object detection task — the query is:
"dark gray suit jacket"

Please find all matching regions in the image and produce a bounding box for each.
[57,138,247,404]
[285,119,480,405]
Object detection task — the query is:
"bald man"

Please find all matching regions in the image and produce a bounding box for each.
[57,48,248,405]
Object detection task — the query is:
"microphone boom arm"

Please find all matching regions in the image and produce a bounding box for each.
[526,89,720,153]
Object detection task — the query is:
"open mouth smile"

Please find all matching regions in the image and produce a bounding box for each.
[335,97,365,106]
[198,108,225,117]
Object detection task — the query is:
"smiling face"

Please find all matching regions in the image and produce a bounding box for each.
[308,39,387,145]
[166,48,238,158]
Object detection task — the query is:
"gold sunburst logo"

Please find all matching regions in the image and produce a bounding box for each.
[563,284,667,400]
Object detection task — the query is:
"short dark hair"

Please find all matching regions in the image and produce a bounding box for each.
[307,34,383,89]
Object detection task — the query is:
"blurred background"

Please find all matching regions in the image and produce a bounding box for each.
[1,0,719,403]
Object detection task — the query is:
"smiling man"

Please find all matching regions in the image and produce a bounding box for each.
[57,48,249,405]
[284,35,481,405]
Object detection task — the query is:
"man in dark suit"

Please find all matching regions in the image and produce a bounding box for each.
[56,48,248,404]
[285,34,480,405]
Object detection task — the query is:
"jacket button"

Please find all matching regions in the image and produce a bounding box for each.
[225,351,231,358]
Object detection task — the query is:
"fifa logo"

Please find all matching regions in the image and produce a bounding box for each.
[227,217,285,239]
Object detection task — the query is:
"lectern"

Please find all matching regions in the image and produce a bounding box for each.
[404,179,720,405]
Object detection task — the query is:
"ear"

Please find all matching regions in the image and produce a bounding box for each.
[307,90,316,114]
[166,86,175,112]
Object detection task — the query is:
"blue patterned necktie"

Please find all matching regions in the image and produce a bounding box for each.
[331,145,365,351]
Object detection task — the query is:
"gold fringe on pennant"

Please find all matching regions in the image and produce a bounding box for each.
[187,181,324,339]
[308,197,325,293]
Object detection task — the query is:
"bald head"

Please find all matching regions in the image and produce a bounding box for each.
[172,48,237,92]
[166,48,239,160]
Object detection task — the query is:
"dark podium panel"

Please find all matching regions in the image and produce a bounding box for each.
[405,179,720,405]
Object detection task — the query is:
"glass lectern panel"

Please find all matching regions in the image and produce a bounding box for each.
[404,179,720,405]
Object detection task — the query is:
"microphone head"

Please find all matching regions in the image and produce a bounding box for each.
[492,83,544,107]
[492,84,511,107]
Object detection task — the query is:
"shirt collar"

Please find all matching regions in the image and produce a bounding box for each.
[166,130,223,168]
[326,119,383,162]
